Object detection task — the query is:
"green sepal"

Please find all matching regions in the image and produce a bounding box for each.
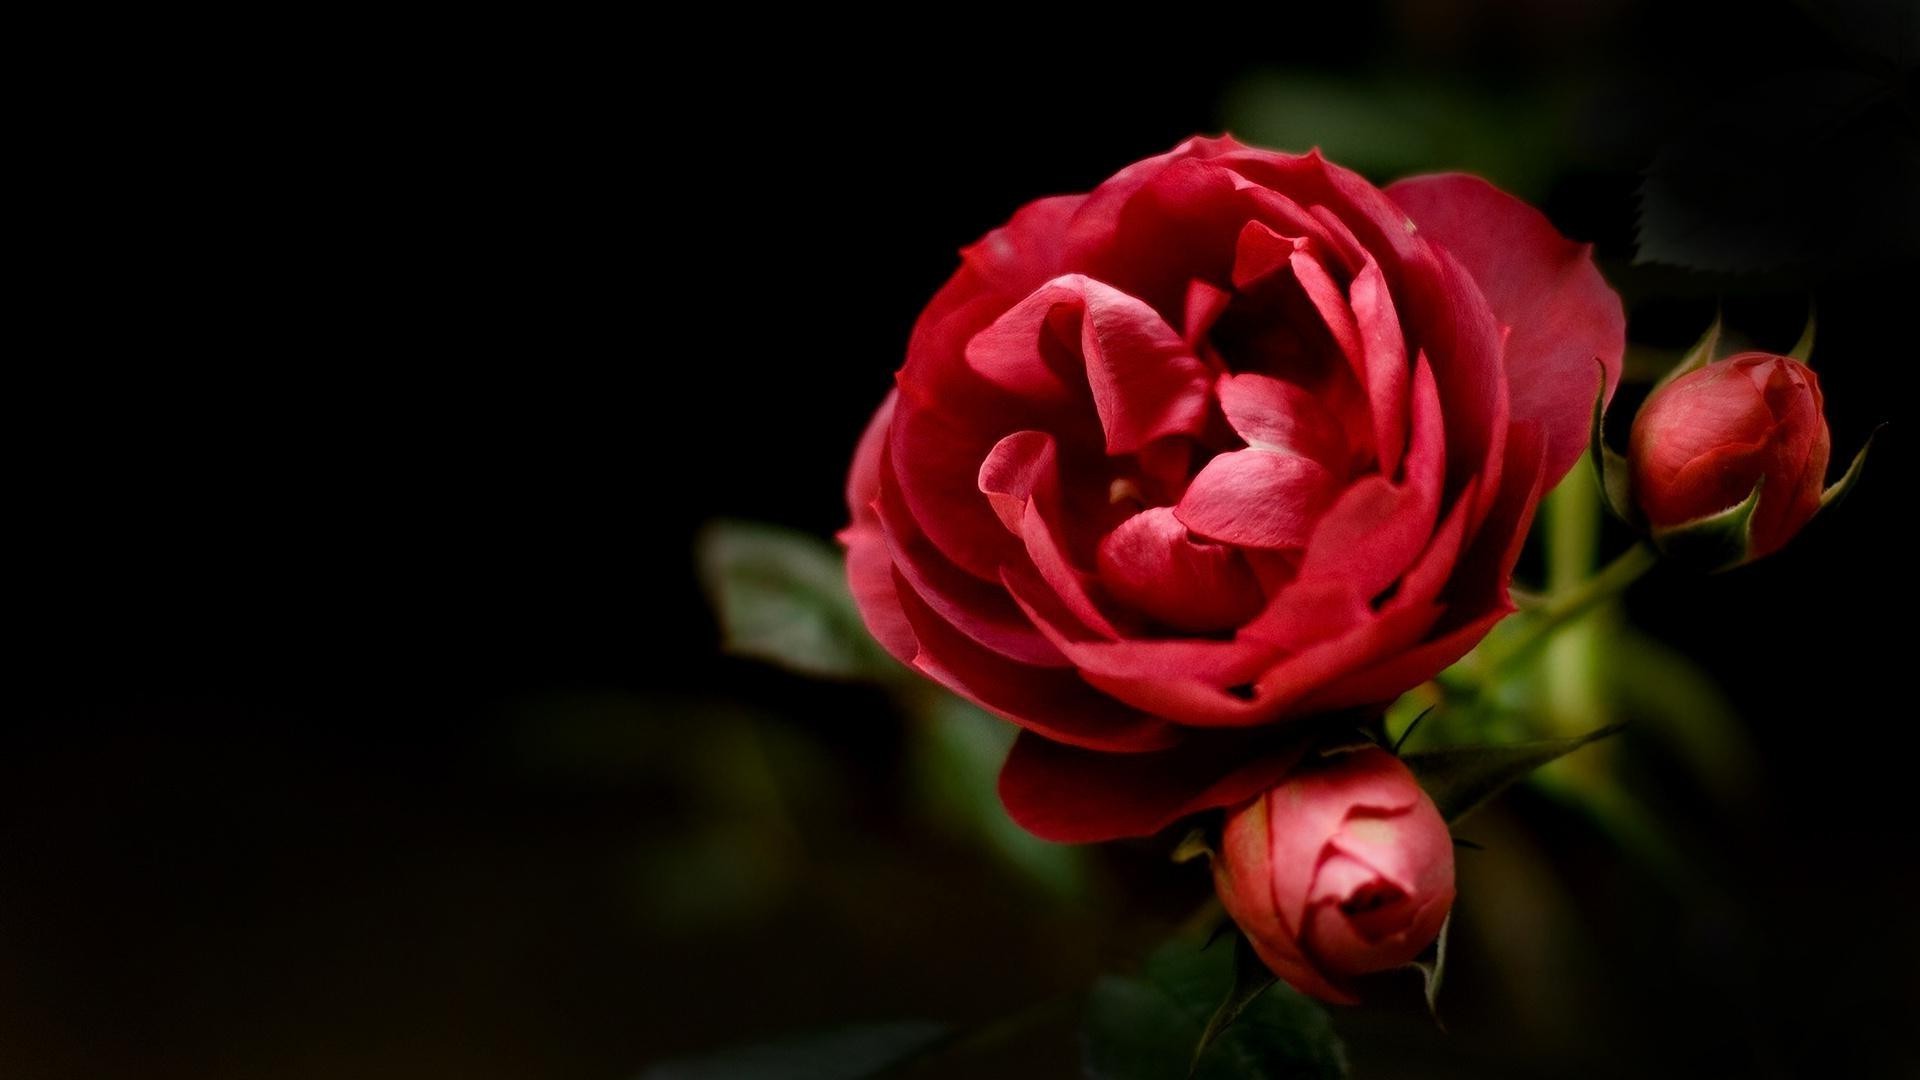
[1648,478,1763,573]
[1820,423,1882,510]
[1172,826,1215,865]
[1653,311,1726,392]
[1588,361,1639,526]
[1402,724,1625,825]
[1408,913,1451,1027]
[1788,302,1816,363]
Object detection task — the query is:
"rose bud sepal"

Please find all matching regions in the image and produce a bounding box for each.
[1646,476,1764,573]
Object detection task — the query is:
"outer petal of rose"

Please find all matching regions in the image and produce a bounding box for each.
[1069,156,1255,316]
[1175,449,1337,549]
[1387,172,1627,483]
[845,389,897,527]
[957,193,1084,299]
[874,449,1066,668]
[839,524,919,664]
[891,351,1034,581]
[893,571,1179,754]
[892,211,1098,582]
[997,728,1303,843]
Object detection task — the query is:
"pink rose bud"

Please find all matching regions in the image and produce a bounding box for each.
[1212,747,1454,1005]
[1629,352,1829,562]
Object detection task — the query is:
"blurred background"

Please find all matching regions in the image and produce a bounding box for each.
[15,1,1917,1076]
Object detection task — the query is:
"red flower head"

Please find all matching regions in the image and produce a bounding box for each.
[842,137,1624,841]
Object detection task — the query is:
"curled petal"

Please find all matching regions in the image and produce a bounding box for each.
[1175,449,1336,549]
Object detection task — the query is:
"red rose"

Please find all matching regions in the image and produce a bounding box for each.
[841,137,1624,841]
[1628,352,1829,560]
[1213,748,1455,1004]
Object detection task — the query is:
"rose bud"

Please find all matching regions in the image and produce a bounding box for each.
[1628,352,1833,565]
[1211,747,1453,1005]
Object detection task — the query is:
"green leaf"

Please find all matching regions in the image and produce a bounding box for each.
[906,694,1090,898]
[1589,363,1637,526]
[1083,932,1347,1080]
[696,519,895,681]
[1821,423,1882,509]
[1190,934,1279,1076]
[1649,479,1762,572]
[640,1021,949,1080]
[1603,630,1756,805]
[1403,725,1625,825]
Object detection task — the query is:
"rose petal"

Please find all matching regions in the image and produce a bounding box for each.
[1217,372,1349,467]
[1294,351,1446,600]
[893,572,1179,754]
[845,389,897,527]
[875,450,1066,668]
[1095,507,1265,632]
[1074,276,1215,454]
[838,524,918,665]
[1175,449,1336,549]
[997,728,1304,843]
[1387,173,1626,483]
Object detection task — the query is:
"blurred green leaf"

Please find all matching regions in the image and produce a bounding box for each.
[1220,72,1565,196]
[1190,933,1278,1076]
[907,693,1090,898]
[1602,631,1755,806]
[697,519,894,681]
[1403,726,1624,825]
[1083,932,1346,1080]
[640,1021,949,1080]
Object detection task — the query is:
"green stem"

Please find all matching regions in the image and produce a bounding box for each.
[1478,542,1658,680]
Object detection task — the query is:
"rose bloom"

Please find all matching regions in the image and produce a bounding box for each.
[1629,352,1829,560]
[842,137,1624,841]
[1213,747,1454,1004]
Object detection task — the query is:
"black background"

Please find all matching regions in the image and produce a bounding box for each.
[14,2,1918,1077]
